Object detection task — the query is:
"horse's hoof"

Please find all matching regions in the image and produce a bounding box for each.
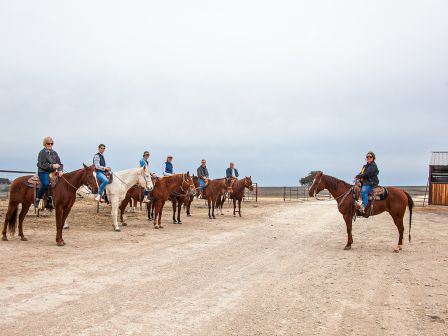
[178,221,182,224]
[398,245,403,250]
[344,245,351,250]
[122,222,127,226]
[212,216,216,219]
[57,241,65,246]
[20,236,28,241]
[114,228,121,232]
[393,247,400,253]
[2,236,8,241]
[187,214,191,217]
[154,226,159,229]
[173,220,177,224]
[63,226,69,230]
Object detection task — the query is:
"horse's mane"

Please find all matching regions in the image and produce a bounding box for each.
[322,174,352,190]
[114,167,142,176]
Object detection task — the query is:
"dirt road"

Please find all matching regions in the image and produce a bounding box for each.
[0,198,447,335]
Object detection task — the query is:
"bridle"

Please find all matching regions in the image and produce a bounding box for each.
[311,174,355,208]
[311,175,323,197]
[61,169,95,193]
[142,168,153,191]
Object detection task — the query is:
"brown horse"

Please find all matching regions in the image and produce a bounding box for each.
[2,164,97,246]
[169,181,196,224]
[118,185,144,226]
[217,176,253,217]
[308,171,414,252]
[203,178,234,219]
[151,173,194,229]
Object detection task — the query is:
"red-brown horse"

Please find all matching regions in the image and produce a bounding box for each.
[151,173,195,229]
[2,164,97,246]
[118,185,145,226]
[169,181,196,224]
[309,171,414,252]
[203,178,234,219]
[217,176,253,217]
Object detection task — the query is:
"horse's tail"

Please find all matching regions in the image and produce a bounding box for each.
[7,206,19,236]
[405,191,414,242]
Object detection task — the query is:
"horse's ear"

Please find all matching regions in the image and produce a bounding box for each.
[83,163,88,169]
[187,171,190,176]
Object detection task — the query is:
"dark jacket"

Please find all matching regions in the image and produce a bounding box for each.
[37,148,63,173]
[357,161,379,187]
[226,168,239,178]
[93,153,106,171]
[197,166,209,179]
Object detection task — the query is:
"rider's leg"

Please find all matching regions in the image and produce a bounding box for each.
[199,179,205,197]
[36,172,49,208]
[143,189,149,203]
[96,171,108,201]
[361,185,373,208]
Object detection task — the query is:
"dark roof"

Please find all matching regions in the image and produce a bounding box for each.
[0,178,11,184]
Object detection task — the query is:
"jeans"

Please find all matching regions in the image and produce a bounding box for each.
[361,185,373,207]
[144,189,148,196]
[96,171,108,196]
[37,172,50,199]
[199,178,205,191]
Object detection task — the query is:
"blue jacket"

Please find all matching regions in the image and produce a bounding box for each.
[226,167,239,178]
[164,162,174,175]
[139,158,148,168]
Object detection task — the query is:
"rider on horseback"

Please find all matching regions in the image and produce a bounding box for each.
[93,144,111,202]
[226,162,239,179]
[197,159,209,197]
[355,151,379,213]
[163,155,174,176]
[35,136,63,209]
[139,151,151,203]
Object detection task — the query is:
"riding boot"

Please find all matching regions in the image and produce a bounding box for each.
[46,196,54,209]
[143,196,149,203]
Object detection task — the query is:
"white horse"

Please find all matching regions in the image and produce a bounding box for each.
[102,167,154,231]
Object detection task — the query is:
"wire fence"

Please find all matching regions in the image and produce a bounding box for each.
[0,169,430,207]
[0,169,36,198]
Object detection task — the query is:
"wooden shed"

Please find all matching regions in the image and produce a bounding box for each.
[429,151,448,205]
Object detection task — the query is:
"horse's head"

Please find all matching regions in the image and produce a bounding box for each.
[180,172,193,195]
[140,167,154,191]
[184,172,196,196]
[308,171,324,197]
[82,163,98,193]
[243,176,254,191]
[225,177,234,193]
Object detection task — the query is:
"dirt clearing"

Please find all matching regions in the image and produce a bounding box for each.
[0,198,447,335]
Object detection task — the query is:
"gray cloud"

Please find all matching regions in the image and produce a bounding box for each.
[0,1,447,185]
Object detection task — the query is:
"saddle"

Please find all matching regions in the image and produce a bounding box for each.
[105,171,113,184]
[370,186,388,201]
[24,174,59,188]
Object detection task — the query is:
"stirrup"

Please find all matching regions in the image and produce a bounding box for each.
[38,199,45,210]
[46,196,54,209]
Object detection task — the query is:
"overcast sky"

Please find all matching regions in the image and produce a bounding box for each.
[0,1,447,185]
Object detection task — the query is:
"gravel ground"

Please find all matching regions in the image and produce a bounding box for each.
[0,198,447,336]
